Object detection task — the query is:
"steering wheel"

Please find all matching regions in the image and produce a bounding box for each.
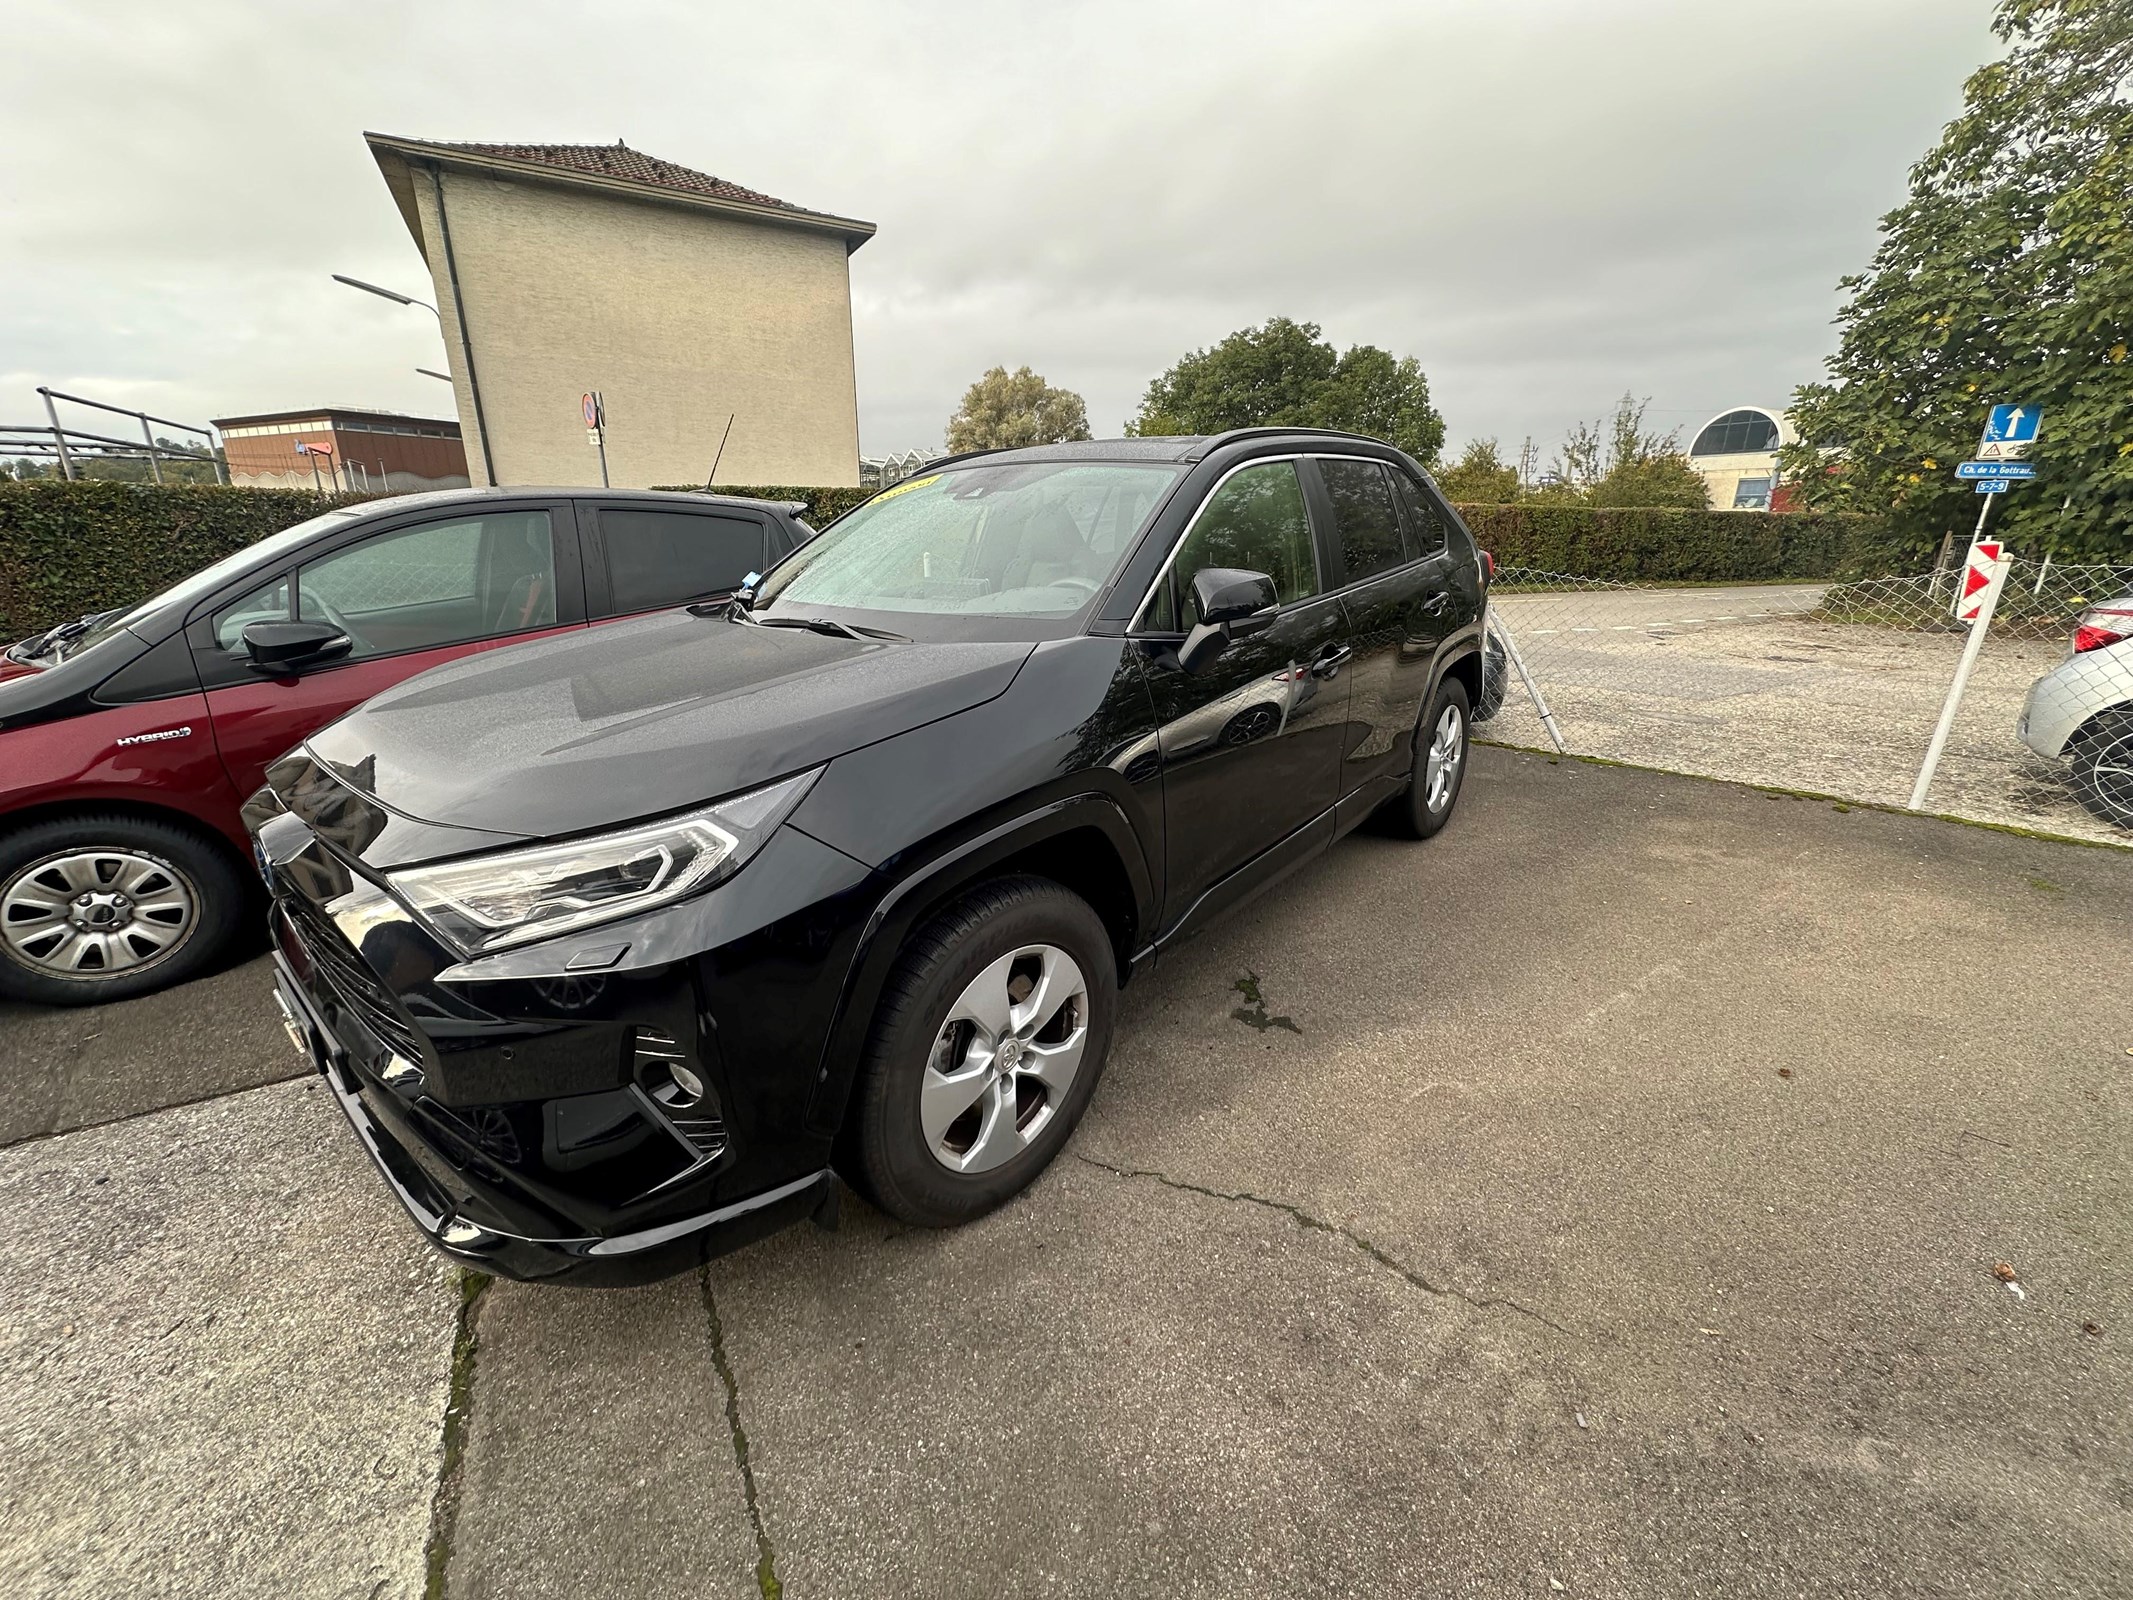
[1047,576,1101,598]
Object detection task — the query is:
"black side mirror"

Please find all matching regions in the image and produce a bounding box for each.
[1177,567,1278,675]
[242,620,352,672]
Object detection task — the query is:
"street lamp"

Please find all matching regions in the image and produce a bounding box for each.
[332,273,442,324]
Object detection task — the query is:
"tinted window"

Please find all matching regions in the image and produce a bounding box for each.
[1691,410,1781,456]
[296,511,555,661]
[1389,470,1447,559]
[1318,458,1406,584]
[601,510,767,613]
[1148,460,1317,631]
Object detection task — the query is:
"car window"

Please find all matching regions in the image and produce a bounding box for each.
[1318,458,1407,584]
[600,509,766,613]
[1146,461,1318,632]
[213,576,293,650]
[1389,470,1448,559]
[295,511,555,661]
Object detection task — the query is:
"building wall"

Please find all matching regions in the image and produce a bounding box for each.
[221,420,468,493]
[1690,452,1780,511]
[413,169,860,489]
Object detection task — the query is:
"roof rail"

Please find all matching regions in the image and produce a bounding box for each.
[1201,425,1392,449]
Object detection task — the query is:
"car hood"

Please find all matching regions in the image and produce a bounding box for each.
[304,609,1036,840]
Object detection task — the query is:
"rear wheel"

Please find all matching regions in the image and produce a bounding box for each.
[2070,713,2133,831]
[1384,676,1472,840]
[0,814,245,1006]
[850,876,1117,1228]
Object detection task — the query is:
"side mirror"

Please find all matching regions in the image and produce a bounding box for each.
[242,620,352,672]
[1177,568,1278,675]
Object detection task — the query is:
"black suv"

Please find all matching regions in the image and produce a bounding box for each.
[249,430,1488,1283]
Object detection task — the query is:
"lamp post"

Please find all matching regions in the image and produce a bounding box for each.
[332,273,442,324]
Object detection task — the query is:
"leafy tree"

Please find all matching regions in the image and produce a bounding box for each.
[1783,0,2133,557]
[1532,394,1709,509]
[944,366,1091,453]
[1435,438,1523,502]
[1129,317,1445,464]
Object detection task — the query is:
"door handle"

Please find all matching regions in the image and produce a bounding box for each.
[1309,644,1353,679]
[1421,592,1451,616]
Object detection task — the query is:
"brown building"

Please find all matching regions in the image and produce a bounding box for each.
[212,407,469,492]
[363,135,874,488]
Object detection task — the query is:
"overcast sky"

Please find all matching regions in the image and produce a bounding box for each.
[3,0,1994,466]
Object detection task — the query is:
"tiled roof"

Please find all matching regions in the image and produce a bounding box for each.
[432,140,808,214]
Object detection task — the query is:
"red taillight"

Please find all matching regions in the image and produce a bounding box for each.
[1481,550,1496,585]
[2074,605,2133,653]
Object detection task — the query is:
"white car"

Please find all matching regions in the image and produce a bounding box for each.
[2019,594,2133,829]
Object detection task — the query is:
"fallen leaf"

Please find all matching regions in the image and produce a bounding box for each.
[1993,1262,2018,1283]
[2083,1322,2103,1337]
[1776,1067,1793,1079]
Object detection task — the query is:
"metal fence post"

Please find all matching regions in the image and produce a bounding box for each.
[1490,615,1567,754]
[40,389,74,480]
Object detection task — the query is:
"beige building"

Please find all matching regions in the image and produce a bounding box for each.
[364,134,874,488]
[1687,406,1796,511]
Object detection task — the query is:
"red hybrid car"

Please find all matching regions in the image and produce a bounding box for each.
[0,487,814,1006]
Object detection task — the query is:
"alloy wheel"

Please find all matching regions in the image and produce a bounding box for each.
[0,848,198,980]
[2084,731,2133,826]
[1424,702,1466,812]
[921,943,1089,1174]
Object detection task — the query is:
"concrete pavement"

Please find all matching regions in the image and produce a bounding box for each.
[3,747,2129,1597]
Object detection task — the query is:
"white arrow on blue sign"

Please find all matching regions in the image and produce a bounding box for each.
[1977,403,2043,460]
[1956,460,2036,480]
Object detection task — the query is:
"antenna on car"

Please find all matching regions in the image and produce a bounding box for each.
[703,413,736,488]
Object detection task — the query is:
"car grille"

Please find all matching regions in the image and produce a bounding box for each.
[279,897,424,1064]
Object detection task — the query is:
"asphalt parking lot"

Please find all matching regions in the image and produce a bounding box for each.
[4,747,2129,1598]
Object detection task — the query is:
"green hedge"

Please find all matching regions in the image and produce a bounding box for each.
[2,479,1915,645]
[0,481,375,644]
[1451,504,1922,584]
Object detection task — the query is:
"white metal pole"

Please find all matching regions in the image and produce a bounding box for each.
[1910,508,2006,812]
[1490,614,1567,754]
[1949,491,1994,617]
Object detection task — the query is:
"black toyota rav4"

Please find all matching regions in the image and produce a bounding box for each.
[249,429,1488,1283]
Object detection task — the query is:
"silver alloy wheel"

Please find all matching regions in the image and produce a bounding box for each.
[921,943,1090,1174]
[1424,702,1465,812]
[2085,731,2133,825]
[0,847,198,981]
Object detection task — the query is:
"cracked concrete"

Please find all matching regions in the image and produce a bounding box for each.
[1071,1151,1574,1336]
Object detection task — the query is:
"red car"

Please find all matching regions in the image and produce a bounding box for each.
[0,487,813,1005]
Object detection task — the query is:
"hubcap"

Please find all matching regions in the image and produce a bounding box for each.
[921,943,1089,1174]
[1424,703,1465,812]
[0,848,197,980]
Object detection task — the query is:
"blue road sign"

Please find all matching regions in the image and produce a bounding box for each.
[1982,404,2041,446]
[1957,460,2036,480]
[1975,480,2010,494]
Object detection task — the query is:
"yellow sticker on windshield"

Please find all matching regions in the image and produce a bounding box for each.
[870,473,940,504]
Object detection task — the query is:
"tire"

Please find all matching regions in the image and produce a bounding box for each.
[1475,631,1508,723]
[0,813,247,1007]
[849,875,1118,1228]
[1385,675,1472,840]
[2069,713,2133,831]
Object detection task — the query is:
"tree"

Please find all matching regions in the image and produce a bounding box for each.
[1783,0,2133,558]
[1435,438,1523,502]
[1129,317,1445,464]
[944,366,1091,453]
[1533,394,1709,509]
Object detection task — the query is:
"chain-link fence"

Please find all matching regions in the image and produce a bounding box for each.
[1477,558,2133,845]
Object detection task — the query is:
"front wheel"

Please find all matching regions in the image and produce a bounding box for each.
[0,813,247,1006]
[2070,714,2133,831]
[1385,676,1472,840]
[849,876,1117,1228]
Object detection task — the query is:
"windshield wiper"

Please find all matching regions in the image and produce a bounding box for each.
[12,608,119,663]
[747,615,910,643]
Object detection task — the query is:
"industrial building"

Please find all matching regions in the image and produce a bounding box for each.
[211,406,467,492]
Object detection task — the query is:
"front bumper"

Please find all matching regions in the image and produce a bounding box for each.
[273,956,834,1285]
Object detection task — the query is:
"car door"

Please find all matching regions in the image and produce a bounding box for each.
[582,504,775,618]
[1308,455,1455,796]
[192,502,585,805]
[1133,457,1353,916]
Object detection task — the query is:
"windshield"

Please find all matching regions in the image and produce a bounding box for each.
[755,463,1181,620]
[11,506,370,665]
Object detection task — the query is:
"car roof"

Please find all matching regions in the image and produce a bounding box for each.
[923,428,1403,472]
[353,486,806,516]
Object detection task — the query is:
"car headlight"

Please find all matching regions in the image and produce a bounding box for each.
[389,768,822,956]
